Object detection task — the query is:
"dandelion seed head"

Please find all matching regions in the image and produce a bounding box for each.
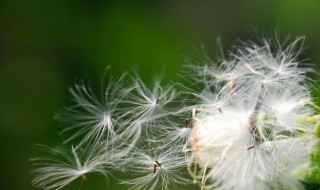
[31,35,319,190]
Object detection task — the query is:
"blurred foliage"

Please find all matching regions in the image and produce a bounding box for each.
[294,121,320,186]
[1,0,320,189]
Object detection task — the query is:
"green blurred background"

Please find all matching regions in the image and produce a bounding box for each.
[1,0,320,189]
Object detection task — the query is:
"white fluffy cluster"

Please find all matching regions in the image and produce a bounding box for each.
[190,37,315,190]
[31,37,319,190]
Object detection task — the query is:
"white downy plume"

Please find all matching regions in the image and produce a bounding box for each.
[121,147,191,190]
[118,75,178,147]
[31,144,112,190]
[56,73,132,149]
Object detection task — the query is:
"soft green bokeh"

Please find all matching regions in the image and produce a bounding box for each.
[1,1,320,189]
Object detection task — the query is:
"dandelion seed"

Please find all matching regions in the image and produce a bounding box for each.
[31,144,111,190]
[123,76,176,123]
[118,75,178,147]
[159,119,193,150]
[121,148,191,190]
[56,73,132,149]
